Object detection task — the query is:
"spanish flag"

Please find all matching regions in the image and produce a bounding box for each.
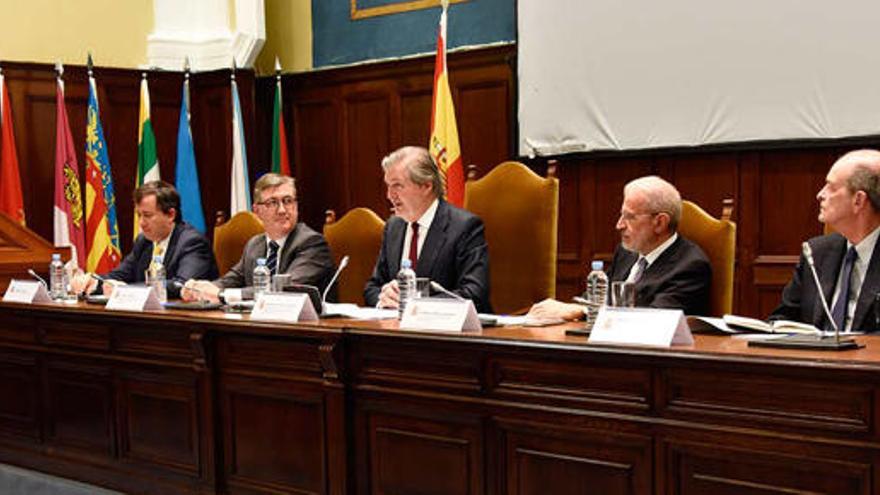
[429,0,464,207]
[84,62,121,273]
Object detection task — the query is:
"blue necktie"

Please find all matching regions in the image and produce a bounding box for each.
[266,240,279,277]
[829,247,858,331]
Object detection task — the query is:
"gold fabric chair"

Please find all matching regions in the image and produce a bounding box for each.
[213,211,264,276]
[678,199,736,316]
[324,207,385,305]
[464,161,559,314]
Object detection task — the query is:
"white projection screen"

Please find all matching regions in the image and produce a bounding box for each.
[518,0,880,156]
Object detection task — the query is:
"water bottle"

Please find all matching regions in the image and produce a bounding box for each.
[253,257,271,298]
[147,255,167,303]
[49,253,65,300]
[585,260,608,329]
[397,259,417,319]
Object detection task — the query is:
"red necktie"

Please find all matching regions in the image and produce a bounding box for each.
[409,222,420,269]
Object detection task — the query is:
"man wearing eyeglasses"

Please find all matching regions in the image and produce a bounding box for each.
[528,175,711,319]
[181,173,334,303]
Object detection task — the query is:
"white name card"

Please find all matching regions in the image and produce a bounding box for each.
[250,293,318,323]
[106,286,163,312]
[589,307,693,347]
[3,280,52,304]
[399,298,482,333]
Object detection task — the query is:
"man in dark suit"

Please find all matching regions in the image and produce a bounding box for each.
[528,175,711,319]
[771,149,880,332]
[182,173,334,302]
[70,180,218,299]
[364,146,491,313]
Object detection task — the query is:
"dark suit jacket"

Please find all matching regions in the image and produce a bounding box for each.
[770,233,880,332]
[608,235,712,316]
[215,222,335,300]
[105,222,218,299]
[364,200,492,313]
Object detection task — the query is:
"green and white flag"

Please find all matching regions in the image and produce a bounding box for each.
[134,73,159,238]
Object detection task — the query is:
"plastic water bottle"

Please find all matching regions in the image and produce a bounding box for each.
[585,260,608,329]
[147,255,167,303]
[49,253,65,300]
[397,259,417,319]
[253,257,271,298]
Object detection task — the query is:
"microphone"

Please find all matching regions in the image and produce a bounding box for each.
[27,269,48,288]
[802,241,839,337]
[430,281,464,301]
[322,255,349,307]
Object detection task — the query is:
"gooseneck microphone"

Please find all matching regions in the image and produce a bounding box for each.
[322,255,349,307]
[27,269,48,288]
[429,281,464,301]
[802,241,840,339]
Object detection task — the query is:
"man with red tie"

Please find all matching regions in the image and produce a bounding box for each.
[364,146,491,313]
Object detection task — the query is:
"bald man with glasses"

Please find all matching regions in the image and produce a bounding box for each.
[182,173,335,303]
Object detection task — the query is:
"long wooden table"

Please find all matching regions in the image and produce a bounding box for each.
[0,301,878,494]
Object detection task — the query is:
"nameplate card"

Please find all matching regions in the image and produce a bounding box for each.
[589,307,693,347]
[250,293,318,323]
[106,286,163,312]
[399,298,481,333]
[3,280,52,304]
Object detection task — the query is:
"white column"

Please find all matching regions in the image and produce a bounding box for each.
[147,0,265,71]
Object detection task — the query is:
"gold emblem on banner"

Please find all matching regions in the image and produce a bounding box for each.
[350,0,468,20]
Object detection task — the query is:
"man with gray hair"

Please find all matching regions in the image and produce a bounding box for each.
[182,173,335,303]
[364,146,491,312]
[529,175,711,319]
[771,149,880,332]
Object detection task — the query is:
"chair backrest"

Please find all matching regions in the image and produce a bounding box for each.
[324,207,385,305]
[678,199,736,316]
[213,211,264,276]
[464,161,559,314]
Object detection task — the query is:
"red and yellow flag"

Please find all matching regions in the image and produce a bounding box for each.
[429,1,464,207]
[85,71,122,274]
[0,69,25,225]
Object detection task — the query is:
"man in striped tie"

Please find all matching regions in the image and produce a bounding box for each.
[528,176,711,320]
[182,173,334,304]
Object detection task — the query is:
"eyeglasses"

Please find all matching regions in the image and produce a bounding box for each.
[257,196,297,209]
[618,211,659,223]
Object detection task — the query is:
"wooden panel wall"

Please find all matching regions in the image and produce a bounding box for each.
[2,62,263,255]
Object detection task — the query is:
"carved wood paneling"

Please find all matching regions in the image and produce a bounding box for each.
[118,375,201,473]
[666,439,870,495]
[499,423,652,495]
[45,359,114,457]
[220,376,326,494]
[0,351,40,440]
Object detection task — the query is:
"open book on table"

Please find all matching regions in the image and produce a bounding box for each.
[687,314,821,335]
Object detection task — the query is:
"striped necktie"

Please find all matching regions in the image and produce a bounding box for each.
[266,240,279,277]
